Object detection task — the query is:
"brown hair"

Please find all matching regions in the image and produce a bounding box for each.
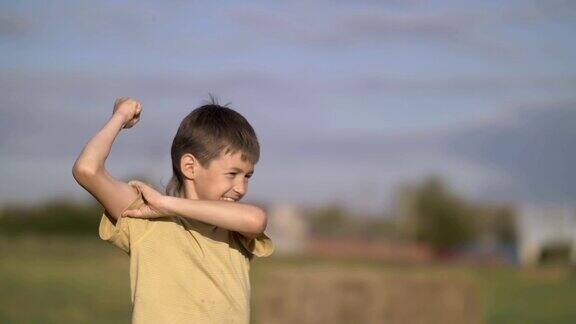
[164,94,260,197]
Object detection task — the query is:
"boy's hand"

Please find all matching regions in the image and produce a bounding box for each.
[121,180,170,219]
[113,97,142,129]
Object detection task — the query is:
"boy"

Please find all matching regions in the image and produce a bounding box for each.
[72,96,274,323]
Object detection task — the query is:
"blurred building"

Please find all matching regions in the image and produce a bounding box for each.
[518,203,576,266]
[266,203,309,256]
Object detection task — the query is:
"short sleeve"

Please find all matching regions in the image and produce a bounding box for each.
[235,231,275,258]
[98,184,156,254]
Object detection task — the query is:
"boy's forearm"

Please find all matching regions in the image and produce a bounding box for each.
[161,196,266,234]
[73,114,126,174]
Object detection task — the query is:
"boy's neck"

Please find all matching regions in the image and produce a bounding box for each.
[183,181,200,200]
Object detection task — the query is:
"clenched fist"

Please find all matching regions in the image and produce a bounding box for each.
[113,97,142,129]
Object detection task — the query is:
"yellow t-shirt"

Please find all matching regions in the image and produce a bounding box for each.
[98,184,274,324]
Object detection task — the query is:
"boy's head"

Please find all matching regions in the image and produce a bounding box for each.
[166,95,260,202]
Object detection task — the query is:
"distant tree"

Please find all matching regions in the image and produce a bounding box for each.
[397,176,477,252]
[492,206,517,245]
[304,204,401,240]
[472,204,518,247]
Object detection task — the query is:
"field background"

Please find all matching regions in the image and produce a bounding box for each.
[1,236,575,324]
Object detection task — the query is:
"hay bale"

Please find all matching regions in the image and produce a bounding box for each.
[256,266,483,324]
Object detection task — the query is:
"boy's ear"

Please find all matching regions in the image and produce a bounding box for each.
[180,153,197,180]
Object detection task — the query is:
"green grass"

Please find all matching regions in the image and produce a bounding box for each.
[1,236,575,323]
[0,236,131,324]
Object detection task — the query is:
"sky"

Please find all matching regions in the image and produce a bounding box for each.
[1,0,575,214]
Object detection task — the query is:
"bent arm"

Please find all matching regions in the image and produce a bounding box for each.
[72,113,139,224]
[160,196,267,239]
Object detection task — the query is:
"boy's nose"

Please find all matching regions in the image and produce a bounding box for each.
[233,181,247,197]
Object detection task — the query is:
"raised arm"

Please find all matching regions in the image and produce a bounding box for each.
[72,97,143,224]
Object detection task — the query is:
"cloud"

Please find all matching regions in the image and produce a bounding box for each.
[0,68,317,160]
[0,12,32,37]
[445,100,576,203]
[502,0,576,24]
[224,5,517,56]
[0,2,161,40]
[331,74,576,95]
[263,99,576,205]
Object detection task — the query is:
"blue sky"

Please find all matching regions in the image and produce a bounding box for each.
[1,0,575,213]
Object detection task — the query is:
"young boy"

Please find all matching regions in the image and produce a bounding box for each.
[72,96,274,323]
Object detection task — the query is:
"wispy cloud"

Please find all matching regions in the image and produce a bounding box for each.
[0,12,31,37]
[502,0,576,24]
[332,74,576,95]
[446,100,576,203]
[224,5,518,56]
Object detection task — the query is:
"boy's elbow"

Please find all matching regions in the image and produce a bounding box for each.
[72,164,95,182]
[238,208,267,240]
[252,207,268,234]
[72,163,103,184]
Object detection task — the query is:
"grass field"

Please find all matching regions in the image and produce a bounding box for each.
[1,235,575,323]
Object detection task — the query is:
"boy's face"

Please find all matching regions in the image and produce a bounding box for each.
[192,150,254,202]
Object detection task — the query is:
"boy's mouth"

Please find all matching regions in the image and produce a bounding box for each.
[220,197,238,202]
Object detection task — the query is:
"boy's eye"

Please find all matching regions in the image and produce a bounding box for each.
[226,172,253,179]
